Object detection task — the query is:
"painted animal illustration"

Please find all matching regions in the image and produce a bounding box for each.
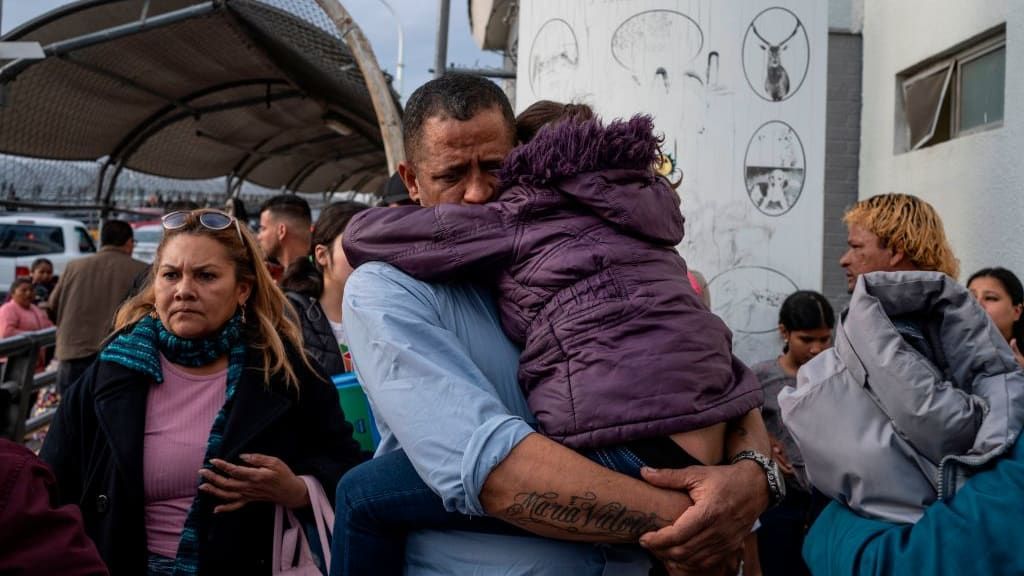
[751,21,802,101]
[760,169,790,213]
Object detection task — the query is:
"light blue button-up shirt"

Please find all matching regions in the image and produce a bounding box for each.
[343,262,649,575]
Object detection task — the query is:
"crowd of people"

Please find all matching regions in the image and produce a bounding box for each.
[0,71,1022,576]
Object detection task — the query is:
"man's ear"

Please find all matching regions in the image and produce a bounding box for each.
[888,249,908,269]
[276,222,288,242]
[398,161,419,204]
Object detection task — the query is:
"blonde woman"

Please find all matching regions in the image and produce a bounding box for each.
[42,209,363,575]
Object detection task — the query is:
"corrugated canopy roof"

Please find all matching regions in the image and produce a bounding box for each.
[0,0,397,196]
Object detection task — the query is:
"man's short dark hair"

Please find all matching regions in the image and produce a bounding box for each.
[402,73,515,162]
[100,220,133,247]
[259,194,312,226]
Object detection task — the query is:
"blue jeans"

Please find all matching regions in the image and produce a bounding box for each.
[330,438,698,576]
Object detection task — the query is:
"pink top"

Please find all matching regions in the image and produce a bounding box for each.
[0,300,52,339]
[143,355,227,558]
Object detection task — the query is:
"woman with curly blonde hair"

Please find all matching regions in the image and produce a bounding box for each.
[42,209,364,575]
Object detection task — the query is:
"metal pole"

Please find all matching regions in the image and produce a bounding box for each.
[377,0,404,95]
[0,2,218,84]
[445,66,517,79]
[434,0,450,78]
[314,0,405,174]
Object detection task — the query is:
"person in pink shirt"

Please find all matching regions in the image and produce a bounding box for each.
[0,278,53,339]
[0,277,54,372]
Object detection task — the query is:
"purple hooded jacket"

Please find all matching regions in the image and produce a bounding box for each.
[343,116,762,449]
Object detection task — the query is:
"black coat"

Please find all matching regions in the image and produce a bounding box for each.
[40,342,364,575]
[286,292,347,376]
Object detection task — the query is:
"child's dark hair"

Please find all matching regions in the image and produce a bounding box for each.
[9,277,32,297]
[280,201,369,298]
[30,258,52,272]
[968,266,1024,344]
[779,291,835,352]
[515,100,680,188]
[515,100,596,144]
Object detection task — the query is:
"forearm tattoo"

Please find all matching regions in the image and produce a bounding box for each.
[502,491,673,538]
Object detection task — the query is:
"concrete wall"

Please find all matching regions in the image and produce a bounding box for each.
[516,1,829,364]
[859,0,1023,280]
[828,0,863,33]
[822,33,863,313]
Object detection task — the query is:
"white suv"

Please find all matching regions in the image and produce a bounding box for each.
[0,215,96,297]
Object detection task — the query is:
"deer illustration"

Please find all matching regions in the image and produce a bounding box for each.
[751,20,802,101]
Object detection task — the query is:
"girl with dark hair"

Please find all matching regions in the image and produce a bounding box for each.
[968,267,1024,369]
[750,290,834,576]
[29,258,56,306]
[280,202,369,375]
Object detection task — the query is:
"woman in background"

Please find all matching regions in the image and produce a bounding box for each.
[42,209,363,575]
[0,278,53,340]
[0,277,54,373]
[280,201,368,375]
[967,267,1024,369]
[750,290,834,576]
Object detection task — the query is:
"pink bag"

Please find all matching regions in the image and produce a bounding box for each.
[272,475,334,575]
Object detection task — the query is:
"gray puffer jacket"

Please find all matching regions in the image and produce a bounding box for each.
[779,271,1024,523]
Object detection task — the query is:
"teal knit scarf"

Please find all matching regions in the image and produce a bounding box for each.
[100,313,247,575]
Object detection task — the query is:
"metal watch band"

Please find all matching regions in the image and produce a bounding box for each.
[730,449,786,508]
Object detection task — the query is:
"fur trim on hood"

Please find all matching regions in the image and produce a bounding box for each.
[499,115,661,188]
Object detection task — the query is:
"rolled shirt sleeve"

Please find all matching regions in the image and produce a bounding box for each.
[342,262,535,516]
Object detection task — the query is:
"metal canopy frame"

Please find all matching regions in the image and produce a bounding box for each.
[0,0,401,216]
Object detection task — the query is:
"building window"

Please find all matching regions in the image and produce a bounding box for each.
[898,29,1004,152]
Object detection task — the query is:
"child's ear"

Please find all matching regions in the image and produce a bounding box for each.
[314,244,330,268]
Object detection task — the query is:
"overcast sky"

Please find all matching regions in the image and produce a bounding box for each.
[0,0,503,102]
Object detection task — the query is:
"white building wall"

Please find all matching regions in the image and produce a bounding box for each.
[828,0,863,32]
[859,0,1023,279]
[516,1,828,363]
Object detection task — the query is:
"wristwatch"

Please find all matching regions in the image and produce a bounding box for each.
[730,450,786,508]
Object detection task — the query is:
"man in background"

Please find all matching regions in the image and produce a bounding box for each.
[802,197,1024,574]
[256,194,312,272]
[49,220,147,393]
[839,193,959,291]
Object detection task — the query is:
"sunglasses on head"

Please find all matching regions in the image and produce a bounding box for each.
[162,210,243,242]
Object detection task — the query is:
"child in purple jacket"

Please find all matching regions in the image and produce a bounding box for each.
[332,102,762,575]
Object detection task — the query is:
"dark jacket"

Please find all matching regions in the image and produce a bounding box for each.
[286,292,347,376]
[344,116,761,449]
[40,340,364,575]
[0,439,108,576]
